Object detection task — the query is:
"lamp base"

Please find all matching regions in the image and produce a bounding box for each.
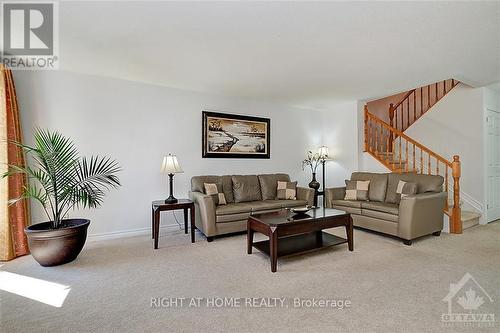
[165,173,178,204]
[165,196,178,204]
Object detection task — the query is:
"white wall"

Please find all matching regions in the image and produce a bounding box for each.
[366,91,407,123]
[318,101,359,188]
[13,71,359,237]
[404,83,486,218]
[484,87,499,111]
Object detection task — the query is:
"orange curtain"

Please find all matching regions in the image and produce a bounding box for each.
[0,65,30,261]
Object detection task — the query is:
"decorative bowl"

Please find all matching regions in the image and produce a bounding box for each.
[290,207,310,215]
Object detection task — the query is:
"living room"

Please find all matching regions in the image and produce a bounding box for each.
[1,1,499,332]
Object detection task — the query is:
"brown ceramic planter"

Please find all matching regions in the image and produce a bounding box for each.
[24,219,90,267]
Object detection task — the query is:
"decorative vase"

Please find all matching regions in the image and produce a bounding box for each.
[308,172,320,190]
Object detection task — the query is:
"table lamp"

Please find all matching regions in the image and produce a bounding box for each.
[161,153,184,204]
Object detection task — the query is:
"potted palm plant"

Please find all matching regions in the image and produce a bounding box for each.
[3,129,121,266]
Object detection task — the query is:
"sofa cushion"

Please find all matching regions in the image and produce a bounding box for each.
[232,175,262,203]
[192,175,235,204]
[270,199,307,208]
[216,203,252,215]
[258,174,290,200]
[331,200,362,209]
[351,172,388,202]
[191,175,221,193]
[204,183,227,205]
[361,202,399,215]
[216,212,251,223]
[345,180,370,201]
[246,200,283,212]
[220,175,235,203]
[386,173,443,203]
[395,181,417,204]
[331,205,362,215]
[352,215,398,236]
[362,209,398,223]
[277,181,297,200]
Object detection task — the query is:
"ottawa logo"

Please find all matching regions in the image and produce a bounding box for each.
[442,273,495,328]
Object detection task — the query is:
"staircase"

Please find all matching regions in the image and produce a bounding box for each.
[364,79,464,234]
[389,79,459,132]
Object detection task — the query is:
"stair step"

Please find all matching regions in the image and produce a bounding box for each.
[462,211,481,230]
[370,154,420,173]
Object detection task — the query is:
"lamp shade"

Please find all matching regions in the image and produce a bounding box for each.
[318,146,329,159]
[161,154,183,174]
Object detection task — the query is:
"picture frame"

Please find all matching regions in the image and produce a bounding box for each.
[202,111,271,159]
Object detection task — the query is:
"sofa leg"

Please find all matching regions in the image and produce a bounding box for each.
[206,236,214,242]
[403,239,412,246]
[432,231,441,236]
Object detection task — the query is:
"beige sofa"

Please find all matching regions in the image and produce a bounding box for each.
[189,174,315,241]
[326,172,446,245]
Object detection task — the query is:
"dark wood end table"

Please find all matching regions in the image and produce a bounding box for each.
[247,208,353,272]
[151,199,195,249]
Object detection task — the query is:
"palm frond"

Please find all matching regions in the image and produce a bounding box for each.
[59,155,121,212]
[2,128,121,228]
[8,184,49,217]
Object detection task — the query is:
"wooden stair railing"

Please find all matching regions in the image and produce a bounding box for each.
[389,79,459,134]
[364,106,462,234]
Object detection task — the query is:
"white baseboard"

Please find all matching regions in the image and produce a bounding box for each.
[87,223,185,242]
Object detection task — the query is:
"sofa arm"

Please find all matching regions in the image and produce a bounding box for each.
[297,187,315,206]
[398,192,446,240]
[189,191,216,237]
[325,187,346,208]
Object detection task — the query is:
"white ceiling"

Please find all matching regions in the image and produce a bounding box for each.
[59,1,500,109]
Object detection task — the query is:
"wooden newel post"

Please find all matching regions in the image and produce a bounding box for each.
[364,105,368,152]
[451,155,462,234]
[388,103,394,152]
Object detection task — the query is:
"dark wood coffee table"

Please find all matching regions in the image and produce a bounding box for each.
[247,208,353,272]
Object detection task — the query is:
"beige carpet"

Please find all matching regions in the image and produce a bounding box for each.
[1,222,499,333]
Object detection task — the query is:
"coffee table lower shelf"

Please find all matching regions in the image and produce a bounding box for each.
[252,231,347,258]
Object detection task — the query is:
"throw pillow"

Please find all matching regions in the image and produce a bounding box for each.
[276,181,297,200]
[344,180,370,201]
[395,180,417,204]
[204,183,227,205]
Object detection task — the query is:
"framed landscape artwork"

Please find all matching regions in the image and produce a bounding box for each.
[202,111,271,158]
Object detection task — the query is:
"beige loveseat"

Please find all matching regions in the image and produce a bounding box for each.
[189,174,315,241]
[326,172,446,245]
